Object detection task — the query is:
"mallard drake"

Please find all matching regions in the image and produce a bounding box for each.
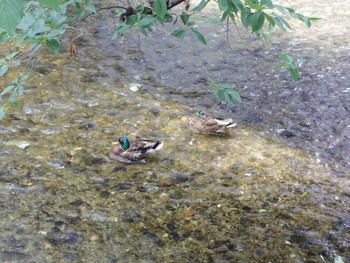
[189,110,236,135]
[112,136,164,163]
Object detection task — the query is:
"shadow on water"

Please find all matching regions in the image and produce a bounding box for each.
[0,0,349,262]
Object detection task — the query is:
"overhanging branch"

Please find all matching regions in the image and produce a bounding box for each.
[70,0,188,25]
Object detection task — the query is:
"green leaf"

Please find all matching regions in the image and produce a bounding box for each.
[154,0,167,19]
[224,91,234,106]
[47,11,67,26]
[212,83,242,104]
[32,19,50,35]
[46,39,60,55]
[273,16,286,32]
[265,14,275,27]
[171,29,186,39]
[16,85,24,96]
[214,90,225,101]
[17,12,36,31]
[302,16,311,27]
[180,13,190,25]
[286,7,297,18]
[0,65,8,76]
[125,15,137,26]
[218,0,228,12]
[289,67,299,81]
[192,0,209,12]
[309,17,321,21]
[274,4,286,14]
[21,36,44,44]
[20,73,29,83]
[279,54,293,63]
[0,31,7,42]
[5,51,19,61]
[220,11,228,22]
[140,16,156,27]
[261,0,273,8]
[164,13,173,23]
[276,62,287,69]
[228,12,236,22]
[135,4,145,13]
[228,89,242,103]
[192,29,206,45]
[11,101,21,109]
[228,2,238,14]
[86,4,96,14]
[0,106,5,119]
[251,11,265,32]
[187,21,195,26]
[244,0,260,9]
[241,11,252,28]
[302,17,320,27]
[276,15,291,29]
[139,26,149,36]
[1,85,14,96]
[46,25,67,38]
[0,0,24,34]
[36,0,60,11]
[112,23,130,38]
[232,0,244,10]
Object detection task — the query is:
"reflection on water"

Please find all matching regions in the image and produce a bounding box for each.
[1,0,350,262]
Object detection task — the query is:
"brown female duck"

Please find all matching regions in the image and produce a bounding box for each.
[189,110,236,135]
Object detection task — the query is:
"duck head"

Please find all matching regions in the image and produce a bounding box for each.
[196,110,206,118]
[118,137,130,150]
[113,136,130,155]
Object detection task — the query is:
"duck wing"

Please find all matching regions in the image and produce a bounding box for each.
[129,139,163,154]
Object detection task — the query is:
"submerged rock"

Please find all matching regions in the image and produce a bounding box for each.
[0,251,30,262]
[3,140,30,149]
[277,129,296,137]
[112,166,127,173]
[115,183,133,190]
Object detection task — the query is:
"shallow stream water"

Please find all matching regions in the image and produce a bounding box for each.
[0,0,349,262]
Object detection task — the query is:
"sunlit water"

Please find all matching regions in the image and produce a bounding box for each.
[1,0,349,262]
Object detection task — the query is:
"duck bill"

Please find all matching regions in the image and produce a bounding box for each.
[112,141,119,146]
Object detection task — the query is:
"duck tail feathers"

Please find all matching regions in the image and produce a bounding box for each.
[215,118,236,127]
[153,140,164,150]
[143,140,164,155]
[225,122,237,128]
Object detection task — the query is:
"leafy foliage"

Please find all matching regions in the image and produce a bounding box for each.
[277,54,305,81]
[0,0,95,118]
[192,29,207,45]
[171,29,186,39]
[210,83,241,106]
[112,0,317,84]
[36,0,61,12]
[0,73,28,117]
[0,0,318,118]
[153,0,167,19]
[0,0,24,34]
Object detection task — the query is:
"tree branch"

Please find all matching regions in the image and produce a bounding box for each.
[70,0,187,26]
[70,5,127,25]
